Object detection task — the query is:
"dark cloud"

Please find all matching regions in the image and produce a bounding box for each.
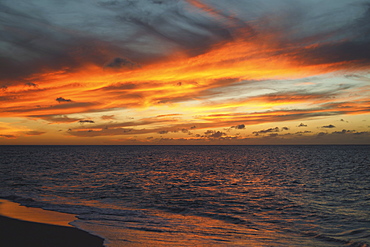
[353,131,370,136]
[205,130,226,138]
[79,120,95,124]
[56,97,72,103]
[282,127,289,131]
[232,124,245,129]
[317,132,328,137]
[106,57,139,69]
[158,130,169,134]
[252,127,280,136]
[1,0,369,86]
[322,124,336,129]
[332,129,356,134]
[25,82,38,87]
[295,131,312,135]
[298,123,307,127]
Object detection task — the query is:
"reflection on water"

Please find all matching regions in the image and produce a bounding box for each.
[1,145,369,246]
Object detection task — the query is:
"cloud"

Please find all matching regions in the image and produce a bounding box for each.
[332,129,356,134]
[56,97,72,103]
[101,115,115,120]
[231,124,245,129]
[23,131,46,136]
[0,134,17,139]
[106,57,140,69]
[322,124,336,129]
[252,127,280,136]
[317,132,328,137]
[295,131,312,135]
[79,120,95,124]
[204,130,226,138]
[1,0,370,145]
[25,82,38,87]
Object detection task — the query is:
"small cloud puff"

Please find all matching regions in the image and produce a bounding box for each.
[79,120,95,124]
[231,124,246,129]
[322,124,335,128]
[252,127,279,136]
[56,97,72,103]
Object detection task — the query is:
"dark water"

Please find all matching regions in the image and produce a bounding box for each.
[1,145,369,246]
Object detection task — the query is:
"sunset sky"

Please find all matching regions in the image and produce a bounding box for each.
[1,0,369,145]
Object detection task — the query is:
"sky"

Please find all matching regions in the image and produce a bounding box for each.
[0,0,369,145]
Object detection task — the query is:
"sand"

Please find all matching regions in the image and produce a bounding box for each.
[0,199,104,247]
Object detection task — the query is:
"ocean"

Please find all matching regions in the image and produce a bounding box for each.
[1,145,369,246]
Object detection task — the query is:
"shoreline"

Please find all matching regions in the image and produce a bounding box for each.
[0,199,104,247]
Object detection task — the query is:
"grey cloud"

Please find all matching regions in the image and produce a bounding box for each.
[322,124,336,129]
[25,82,38,87]
[204,130,226,138]
[332,129,356,134]
[252,127,280,136]
[1,0,370,87]
[317,132,328,137]
[296,131,312,135]
[232,124,246,129]
[298,123,307,127]
[79,120,95,124]
[353,131,370,136]
[106,57,139,69]
[56,97,72,103]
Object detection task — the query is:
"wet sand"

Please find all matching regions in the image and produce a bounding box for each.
[0,199,104,247]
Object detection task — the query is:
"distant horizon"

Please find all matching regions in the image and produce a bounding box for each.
[1,0,369,145]
[1,143,369,146]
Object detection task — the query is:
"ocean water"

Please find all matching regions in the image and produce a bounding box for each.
[0,145,369,246]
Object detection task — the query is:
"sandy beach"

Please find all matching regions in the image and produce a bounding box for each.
[0,199,104,247]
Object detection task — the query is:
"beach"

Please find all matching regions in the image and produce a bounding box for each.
[0,199,104,247]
